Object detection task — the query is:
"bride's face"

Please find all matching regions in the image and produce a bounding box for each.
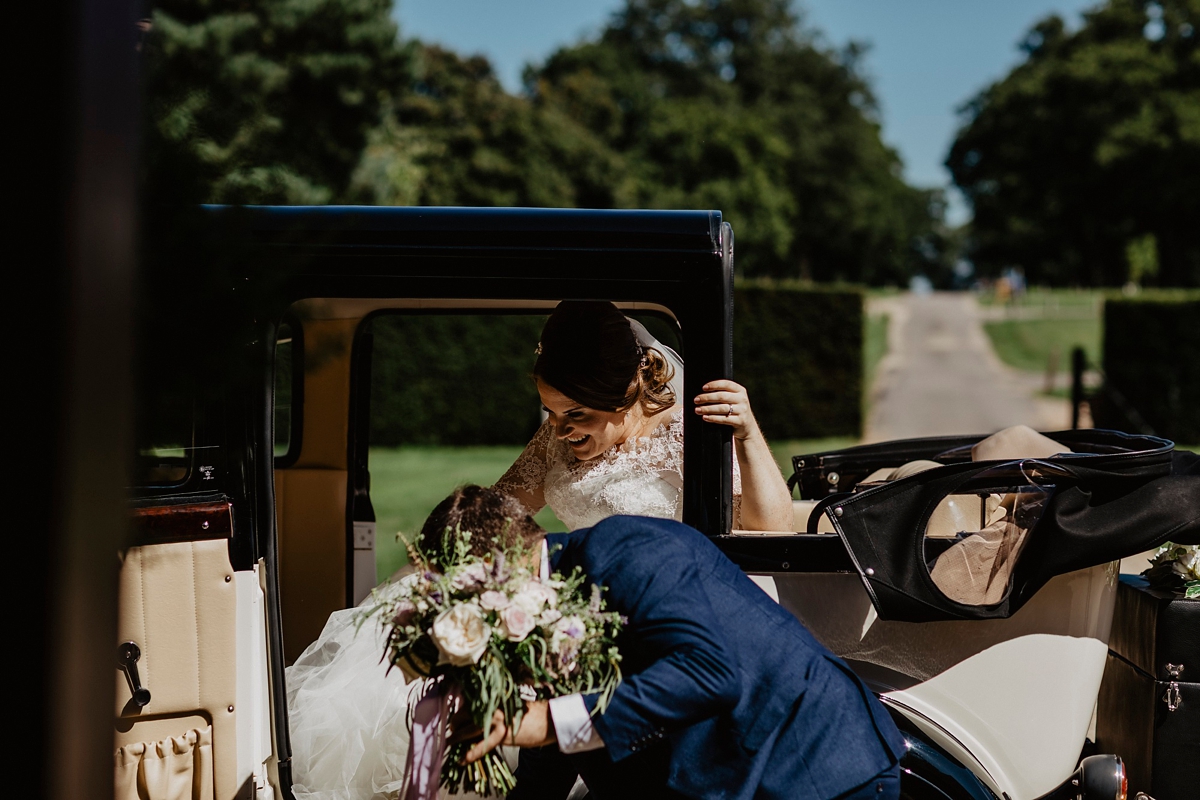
[537,380,630,461]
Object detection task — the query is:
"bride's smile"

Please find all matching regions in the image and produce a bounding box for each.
[537,379,660,462]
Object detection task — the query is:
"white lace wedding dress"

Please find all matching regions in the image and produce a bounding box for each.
[285,328,742,799]
[494,407,741,530]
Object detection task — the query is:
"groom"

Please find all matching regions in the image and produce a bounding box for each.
[425,486,905,800]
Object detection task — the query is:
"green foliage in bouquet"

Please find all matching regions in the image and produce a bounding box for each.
[364,527,624,796]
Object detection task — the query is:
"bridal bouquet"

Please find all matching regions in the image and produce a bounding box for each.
[366,528,624,797]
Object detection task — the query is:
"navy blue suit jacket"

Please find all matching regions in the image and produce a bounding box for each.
[513,516,903,800]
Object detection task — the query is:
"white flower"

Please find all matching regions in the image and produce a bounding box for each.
[499,605,536,642]
[479,590,509,611]
[430,604,490,666]
[512,580,558,614]
[530,580,559,608]
[1175,545,1199,581]
[554,615,586,642]
[539,608,563,626]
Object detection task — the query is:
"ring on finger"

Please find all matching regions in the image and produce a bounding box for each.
[726,403,733,417]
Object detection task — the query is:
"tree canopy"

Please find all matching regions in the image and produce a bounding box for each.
[948,0,1200,287]
[141,0,947,284]
[142,0,405,207]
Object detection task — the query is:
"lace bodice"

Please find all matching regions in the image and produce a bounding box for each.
[496,409,742,530]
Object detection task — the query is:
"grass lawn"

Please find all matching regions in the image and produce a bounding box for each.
[371,435,859,580]
[864,313,889,388]
[979,288,1104,374]
[977,287,1104,310]
[369,446,569,582]
[983,317,1101,373]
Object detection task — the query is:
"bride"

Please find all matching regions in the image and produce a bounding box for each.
[285,301,792,799]
[496,300,792,531]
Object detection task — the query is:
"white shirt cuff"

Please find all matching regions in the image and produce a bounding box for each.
[548,694,605,754]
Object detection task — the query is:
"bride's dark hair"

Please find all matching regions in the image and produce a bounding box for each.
[534,300,675,414]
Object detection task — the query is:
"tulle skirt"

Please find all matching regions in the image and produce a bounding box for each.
[285,584,517,800]
[285,585,424,800]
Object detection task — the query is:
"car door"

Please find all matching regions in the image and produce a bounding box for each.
[119,344,279,799]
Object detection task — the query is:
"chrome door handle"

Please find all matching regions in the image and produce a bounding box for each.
[117,641,151,708]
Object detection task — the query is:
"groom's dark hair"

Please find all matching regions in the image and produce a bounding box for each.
[418,485,545,568]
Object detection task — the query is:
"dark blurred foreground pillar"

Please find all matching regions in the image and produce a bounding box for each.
[15,0,139,797]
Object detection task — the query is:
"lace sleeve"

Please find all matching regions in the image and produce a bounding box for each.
[494,419,553,513]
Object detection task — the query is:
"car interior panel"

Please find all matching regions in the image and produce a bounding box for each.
[274,316,357,664]
[116,505,239,800]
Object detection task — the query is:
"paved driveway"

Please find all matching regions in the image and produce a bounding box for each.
[865,292,1070,442]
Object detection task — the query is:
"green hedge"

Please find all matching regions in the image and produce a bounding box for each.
[369,287,865,446]
[734,281,864,440]
[1096,292,1200,444]
[370,314,547,446]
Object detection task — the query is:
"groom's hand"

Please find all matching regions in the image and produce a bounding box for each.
[463,701,556,763]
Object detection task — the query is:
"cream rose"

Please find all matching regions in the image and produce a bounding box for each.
[499,605,536,642]
[431,604,490,666]
[512,581,558,615]
[525,580,559,609]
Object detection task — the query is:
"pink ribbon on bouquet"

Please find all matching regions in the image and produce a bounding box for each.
[402,680,460,800]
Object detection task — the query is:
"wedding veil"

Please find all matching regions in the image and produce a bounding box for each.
[627,317,685,405]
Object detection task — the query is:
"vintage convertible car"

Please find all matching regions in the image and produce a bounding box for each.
[118,206,1192,800]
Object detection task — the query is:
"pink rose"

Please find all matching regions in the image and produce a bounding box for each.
[499,605,536,642]
[479,590,509,611]
[453,563,489,591]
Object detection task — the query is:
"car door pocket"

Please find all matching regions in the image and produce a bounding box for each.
[114,724,214,800]
[117,534,237,798]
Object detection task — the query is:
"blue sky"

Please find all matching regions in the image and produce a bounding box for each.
[394,0,1101,224]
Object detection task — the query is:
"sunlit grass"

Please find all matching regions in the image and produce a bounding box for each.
[978,288,1104,374]
[369,446,567,582]
[977,287,1104,310]
[983,318,1101,373]
[865,312,889,388]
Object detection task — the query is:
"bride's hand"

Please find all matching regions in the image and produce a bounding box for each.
[694,380,761,441]
[461,701,555,763]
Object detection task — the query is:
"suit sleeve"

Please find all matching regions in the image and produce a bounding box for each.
[579,521,740,763]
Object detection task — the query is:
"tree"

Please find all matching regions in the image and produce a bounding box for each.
[135,0,407,450]
[349,45,630,209]
[352,0,941,284]
[139,0,941,285]
[525,0,938,282]
[948,0,1200,287]
[142,0,405,206]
